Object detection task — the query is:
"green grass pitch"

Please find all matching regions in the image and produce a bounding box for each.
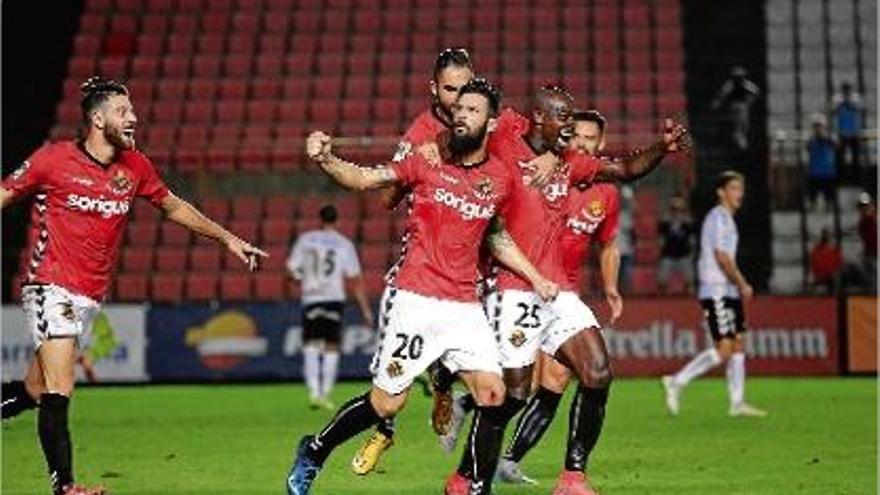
[2,378,876,494]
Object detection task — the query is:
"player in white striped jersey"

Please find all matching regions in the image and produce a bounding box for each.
[662,171,767,418]
[288,205,373,410]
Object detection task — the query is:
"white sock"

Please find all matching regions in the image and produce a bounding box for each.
[320,350,340,399]
[673,348,723,387]
[727,352,746,408]
[303,344,321,400]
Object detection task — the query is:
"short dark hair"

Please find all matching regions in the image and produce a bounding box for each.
[319,205,338,224]
[80,76,129,121]
[572,109,606,133]
[458,77,501,116]
[715,170,745,190]
[434,48,472,80]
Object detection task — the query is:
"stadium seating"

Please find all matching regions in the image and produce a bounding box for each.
[36,0,691,302]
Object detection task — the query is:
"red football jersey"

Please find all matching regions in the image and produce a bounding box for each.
[388,152,514,302]
[3,141,169,301]
[487,109,603,291]
[559,183,620,292]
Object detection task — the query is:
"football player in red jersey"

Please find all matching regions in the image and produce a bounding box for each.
[0,77,267,495]
[287,79,560,495]
[496,110,624,492]
[443,89,688,495]
[351,48,477,475]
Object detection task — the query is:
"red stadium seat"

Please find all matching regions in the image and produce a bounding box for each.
[363,269,387,298]
[246,100,278,122]
[156,246,189,271]
[263,13,290,34]
[224,55,253,77]
[157,79,187,101]
[151,274,184,303]
[216,100,246,122]
[79,14,106,33]
[199,197,230,222]
[98,57,129,78]
[228,34,256,55]
[167,33,196,55]
[74,34,102,56]
[131,57,160,78]
[150,101,183,124]
[361,218,391,243]
[161,223,191,246]
[190,245,223,271]
[192,56,222,78]
[231,196,263,220]
[197,34,225,55]
[178,0,204,11]
[108,14,138,34]
[254,273,287,301]
[116,273,149,302]
[122,246,154,272]
[264,244,290,271]
[186,273,219,301]
[201,13,231,32]
[220,273,252,300]
[127,222,159,246]
[229,220,259,242]
[635,241,662,265]
[360,245,389,270]
[631,266,658,295]
[261,218,293,244]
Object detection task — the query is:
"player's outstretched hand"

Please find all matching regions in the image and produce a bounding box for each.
[533,277,559,302]
[225,236,269,271]
[523,151,561,188]
[660,118,690,153]
[306,131,332,160]
[605,288,623,324]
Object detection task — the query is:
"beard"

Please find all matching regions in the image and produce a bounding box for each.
[105,123,135,150]
[448,122,488,157]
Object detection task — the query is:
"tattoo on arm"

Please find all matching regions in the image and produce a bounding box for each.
[318,154,397,190]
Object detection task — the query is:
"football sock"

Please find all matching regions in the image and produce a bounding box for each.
[2,380,37,419]
[430,361,456,394]
[38,393,73,493]
[565,385,610,472]
[458,392,477,413]
[303,344,321,400]
[672,348,722,387]
[320,350,339,399]
[726,352,745,408]
[457,396,526,483]
[307,392,381,465]
[376,416,396,439]
[504,387,562,463]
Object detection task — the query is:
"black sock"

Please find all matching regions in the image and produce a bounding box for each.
[565,385,610,472]
[457,396,526,485]
[429,361,456,394]
[38,393,73,492]
[458,393,477,413]
[376,416,395,439]
[504,387,562,463]
[307,392,382,465]
[2,381,38,419]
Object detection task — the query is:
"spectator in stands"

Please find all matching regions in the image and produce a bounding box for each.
[809,228,842,294]
[805,114,838,212]
[830,81,865,180]
[857,193,877,292]
[657,195,695,294]
[710,66,760,151]
[618,185,635,292]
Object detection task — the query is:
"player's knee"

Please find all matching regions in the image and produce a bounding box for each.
[716,339,735,361]
[369,387,407,418]
[585,364,612,389]
[473,377,506,407]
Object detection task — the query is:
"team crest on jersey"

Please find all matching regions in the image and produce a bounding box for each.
[108,171,134,195]
[11,160,31,181]
[509,329,527,348]
[386,360,404,378]
[588,200,605,218]
[473,177,494,200]
[59,302,76,322]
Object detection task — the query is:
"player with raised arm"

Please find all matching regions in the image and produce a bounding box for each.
[351,47,475,475]
[285,79,559,495]
[288,204,374,411]
[0,77,266,495]
[662,171,767,418]
[495,110,623,487]
[443,88,688,495]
